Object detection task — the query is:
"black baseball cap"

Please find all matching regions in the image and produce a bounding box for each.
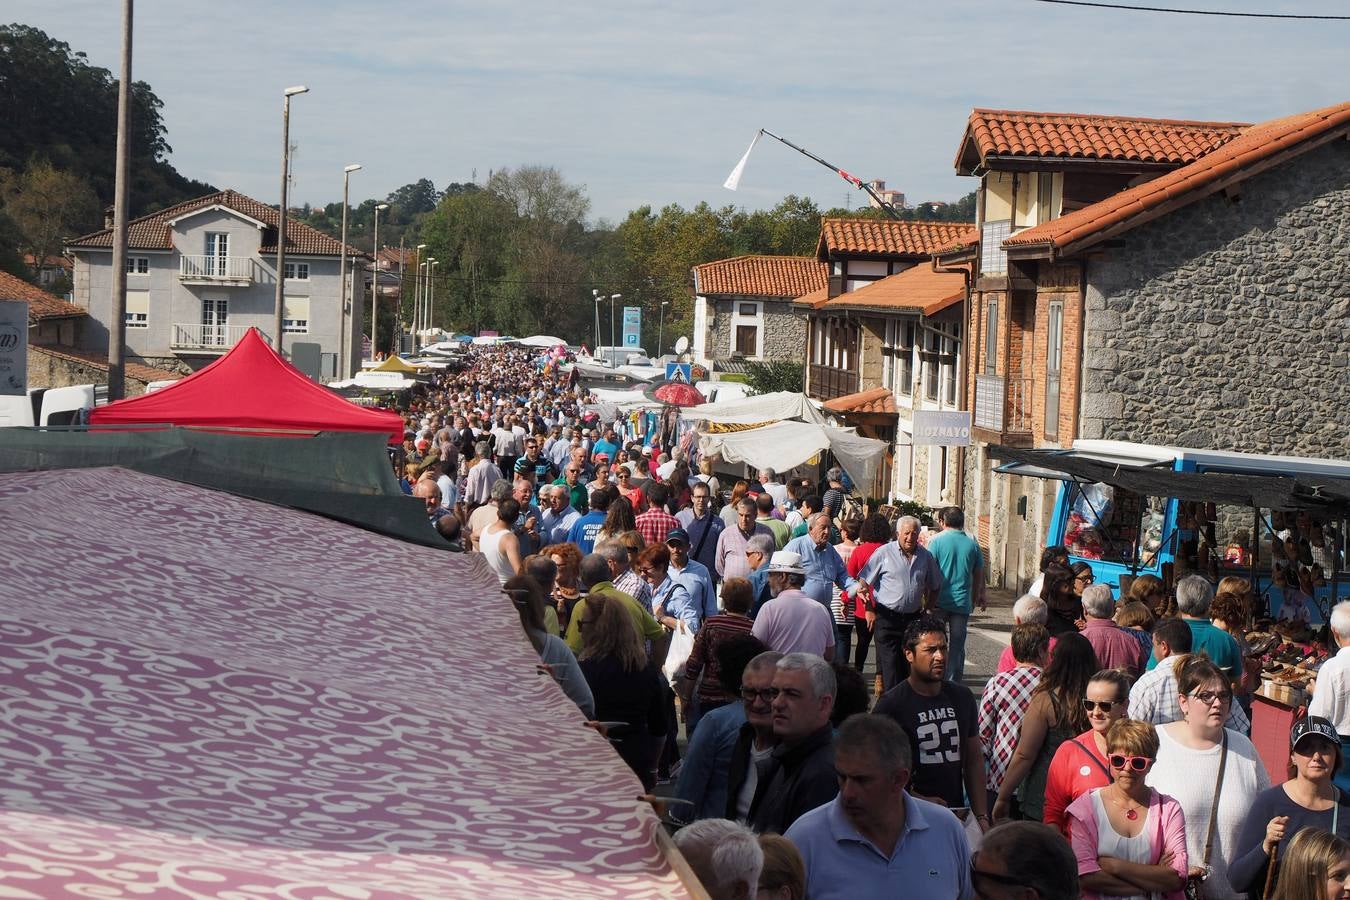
[1291,716,1339,751]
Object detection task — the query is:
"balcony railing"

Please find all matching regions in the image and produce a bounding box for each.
[808,364,860,402]
[179,255,252,283]
[973,373,1033,435]
[170,323,261,351]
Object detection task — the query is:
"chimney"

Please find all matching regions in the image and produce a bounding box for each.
[828,274,843,299]
[104,205,115,229]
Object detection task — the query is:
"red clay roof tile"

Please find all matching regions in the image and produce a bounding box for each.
[956,109,1248,173]
[0,270,87,322]
[811,264,967,314]
[818,219,977,258]
[1004,101,1350,255]
[693,255,828,297]
[823,387,897,416]
[68,189,364,258]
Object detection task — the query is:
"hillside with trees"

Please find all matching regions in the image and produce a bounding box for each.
[0,24,213,282]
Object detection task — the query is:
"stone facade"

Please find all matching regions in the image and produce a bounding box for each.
[1079,140,1350,458]
[706,298,806,364]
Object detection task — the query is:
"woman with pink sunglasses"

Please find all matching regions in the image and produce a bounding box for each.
[1067,719,1188,899]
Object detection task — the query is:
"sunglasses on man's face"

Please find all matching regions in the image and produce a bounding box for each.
[1109,754,1154,772]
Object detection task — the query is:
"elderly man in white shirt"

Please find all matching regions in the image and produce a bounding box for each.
[1310,601,1350,742]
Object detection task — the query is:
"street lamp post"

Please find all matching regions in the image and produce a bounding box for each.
[412,243,426,341]
[272,85,308,351]
[428,259,438,337]
[338,163,361,376]
[610,293,620,352]
[418,261,428,339]
[592,289,601,354]
[369,202,388,361]
[659,300,669,359]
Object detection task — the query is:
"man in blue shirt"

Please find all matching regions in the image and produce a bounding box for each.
[849,516,943,692]
[1144,574,1242,680]
[925,506,985,684]
[676,481,724,577]
[784,513,856,658]
[539,484,581,544]
[786,713,971,900]
[667,528,718,622]
[565,490,609,555]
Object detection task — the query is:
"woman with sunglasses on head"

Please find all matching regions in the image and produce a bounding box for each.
[1268,828,1350,900]
[1044,669,1133,837]
[1231,717,1350,896]
[1068,719,1189,899]
[1146,654,1270,899]
[992,632,1097,824]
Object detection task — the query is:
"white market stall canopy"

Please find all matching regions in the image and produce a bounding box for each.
[587,387,656,417]
[698,419,888,489]
[680,391,825,426]
[513,334,568,348]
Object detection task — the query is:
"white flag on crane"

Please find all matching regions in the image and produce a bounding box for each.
[722,131,762,191]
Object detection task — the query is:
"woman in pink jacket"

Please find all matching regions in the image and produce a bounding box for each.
[1068,719,1189,899]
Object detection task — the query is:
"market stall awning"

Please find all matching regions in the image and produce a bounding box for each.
[680,391,825,426]
[514,334,568,348]
[699,419,888,490]
[0,467,696,898]
[89,327,404,441]
[370,354,422,373]
[989,445,1350,514]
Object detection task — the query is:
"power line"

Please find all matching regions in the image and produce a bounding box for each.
[1030,0,1350,18]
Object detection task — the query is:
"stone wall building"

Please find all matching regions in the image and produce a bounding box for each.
[690,255,826,372]
[939,100,1350,591]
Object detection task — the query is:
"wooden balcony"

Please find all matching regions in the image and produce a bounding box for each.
[972,373,1034,444]
[808,364,860,402]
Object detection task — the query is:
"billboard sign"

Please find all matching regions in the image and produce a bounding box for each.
[622,307,641,347]
[0,300,28,396]
[911,410,972,446]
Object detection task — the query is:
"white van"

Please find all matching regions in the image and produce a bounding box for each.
[0,384,96,427]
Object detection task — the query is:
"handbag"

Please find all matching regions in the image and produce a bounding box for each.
[662,621,696,686]
[1184,731,1228,900]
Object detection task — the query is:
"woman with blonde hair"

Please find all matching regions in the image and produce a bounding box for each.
[575,591,668,790]
[756,833,806,900]
[1269,828,1350,900]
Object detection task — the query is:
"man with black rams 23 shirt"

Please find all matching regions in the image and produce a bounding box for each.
[872,614,991,833]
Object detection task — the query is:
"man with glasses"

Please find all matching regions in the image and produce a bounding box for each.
[745,533,776,618]
[514,437,557,485]
[716,498,773,583]
[1128,616,1250,731]
[969,821,1077,899]
[677,482,724,576]
[552,462,589,514]
[785,713,973,899]
[725,650,784,822]
[539,484,582,545]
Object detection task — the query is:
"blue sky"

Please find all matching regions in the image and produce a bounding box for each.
[12,0,1347,223]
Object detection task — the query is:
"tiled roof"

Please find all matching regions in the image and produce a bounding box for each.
[31,344,180,385]
[0,270,87,322]
[693,255,828,298]
[823,387,897,416]
[817,219,978,259]
[955,109,1248,173]
[1005,101,1350,256]
[793,285,830,309]
[23,254,72,271]
[68,189,363,258]
[810,264,968,316]
[376,246,415,269]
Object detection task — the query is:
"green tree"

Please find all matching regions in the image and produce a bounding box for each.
[743,360,805,395]
[0,160,99,272]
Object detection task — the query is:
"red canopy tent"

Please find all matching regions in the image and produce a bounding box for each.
[90,328,404,441]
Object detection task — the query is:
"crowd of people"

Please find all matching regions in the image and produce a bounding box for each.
[390,345,1350,900]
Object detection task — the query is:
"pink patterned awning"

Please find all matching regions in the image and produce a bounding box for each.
[0,468,694,898]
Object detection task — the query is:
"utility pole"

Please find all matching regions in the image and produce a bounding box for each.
[369,203,388,361]
[107,0,133,401]
[338,163,361,376]
[272,86,308,351]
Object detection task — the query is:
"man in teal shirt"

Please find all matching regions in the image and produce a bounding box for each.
[926,506,985,683]
[1145,574,1242,679]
